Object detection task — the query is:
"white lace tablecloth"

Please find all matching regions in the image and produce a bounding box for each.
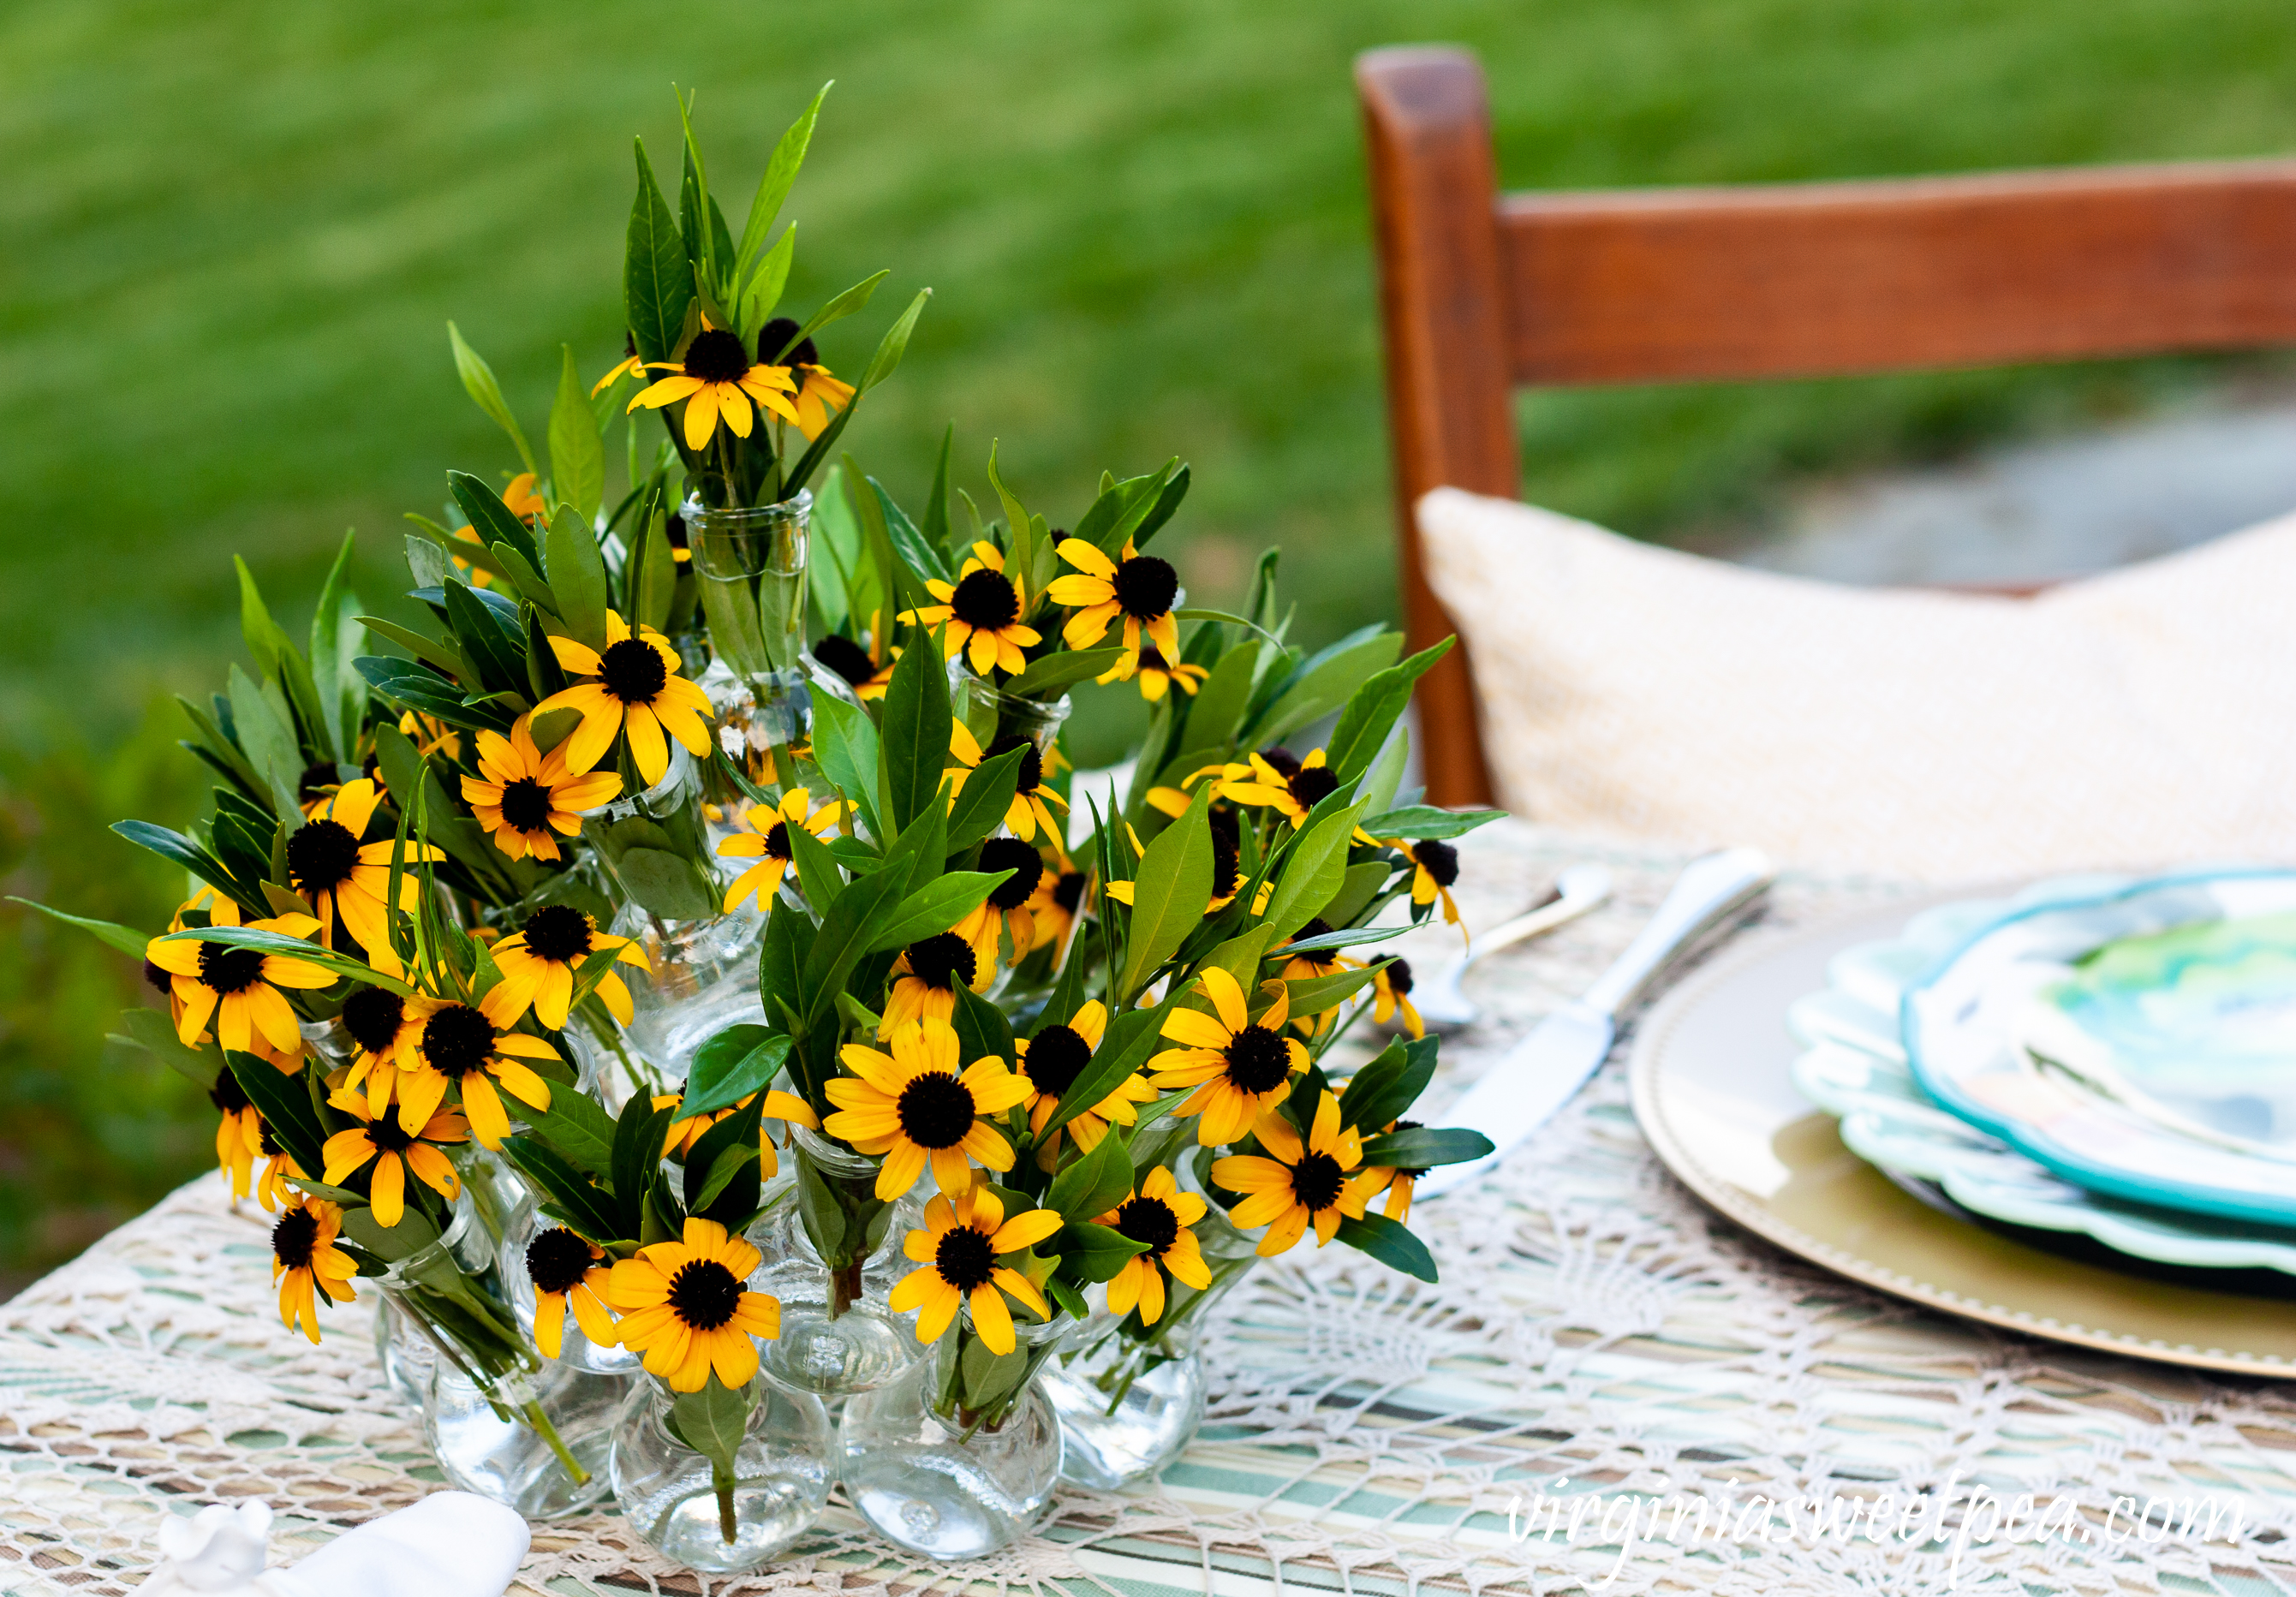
[9,821,2296,1596]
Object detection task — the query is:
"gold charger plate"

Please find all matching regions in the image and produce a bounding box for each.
[1630,892,2296,1374]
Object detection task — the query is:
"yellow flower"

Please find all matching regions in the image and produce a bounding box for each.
[462,714,624,863]
[288,779,444,956]
[1372,959,1424,1040]
[271,1196,358,1344]
[490,905,648,1030]
[397,710,462,761]
[889,1187,1061,1356]
[146,912,333,1062]
[1046,538,1180,678]
[1211,1092,1380,1256]
[945,723,1068,843]
[651,1088,819,1179]
[899,541,1042,677]
[1025,848,1088,966]
[525,1226,617,1359]
[758,320,856,439]
[449,523,495,589]
[811,629,895,701]
[392,986,559,1147]
[718,788,846,913]
[1276,918,1363,1038]
[879,932,992,1038]
[254,1124,301,1213]
[626,320,800,450]
[338,985,420,1122]
[1123,641,1208,703]
[320,1095,468,1230]
[823,1016,1030,1200]
[502,472,548,525]
[535,610,715,787]
[1394,837,1463,930]
[209,1069,263,1201]
[1094,1167,1213,1326]
[591,337,644,396]
[1357,1113,1428,1225]
[1147,967,1308,1146]
[606,1217,780,1392]
[952,837,1047,969]
[1015,1000,1154,1158]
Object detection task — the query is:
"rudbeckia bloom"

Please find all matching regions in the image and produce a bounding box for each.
[811,630,895,700]
[526,1226,617,1359]
[1016,1000,1154,1158]
[271,1196,358,1344]
[254,1123,300,1213]
[501,472,548,526]
[397,709,462,761]
[393,988,558,1147]
[321,1096,468,1229]
[900,542,1041,676]
[490,905,648,1030]
[1122,640,1208,703]
[1094,1167,1213,1326]
[651,1089,819,1179]
[718,788,846,913]
[953,837,1046,968]
[879,932,990,1037]
[210,1069,263,1200]
[591,335,643,396]
[1148,967,1309,1146]
[536,611,715,787]
[462,714,624,863]
[627,321,799,450]
[945,724,1068,843]
[1358,1115,1428,1224]
[890,1187,1061,1356]
[146,912,333,1062]
[449,523,496,589]
[1278,918,1363,1037]
[1047,538,1180,675]
[1220,748,1346,829]
[757,319,856,440]
[1211,1092,1378,1256]
[1025,849,1087,965]
[339,985,420,1120]
[1372,959,1424,1039]
[824,1016,1030,1200]
[605,1217,780,1392]
[1396,837,1464,930]
[288,780,443,956]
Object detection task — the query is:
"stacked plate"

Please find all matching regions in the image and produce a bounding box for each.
[1790,867,2296,1284]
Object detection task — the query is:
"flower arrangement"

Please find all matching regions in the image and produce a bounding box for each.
[21,85,1500,1564]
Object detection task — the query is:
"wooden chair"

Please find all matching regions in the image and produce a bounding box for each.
[1360,45,2296,807]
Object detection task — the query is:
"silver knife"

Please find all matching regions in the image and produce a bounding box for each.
[1412,847,1774,1200]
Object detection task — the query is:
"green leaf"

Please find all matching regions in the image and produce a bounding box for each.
[113,824,259,915]
[235,557,291,682]
[226,1050,328,1177]
[1361,724,1410,817]
[785,269,889,357]
[783,813,844,912]
[951,982,1016,1070]
[1172,640,1261,760]
[683,1090,766,1216]
[1359,1127,1493,1169]
[1318,861,1398,932]
[738,223,796,338]
[797,858,912,1015]
[1046,1126,1134,1221]
[613,1099,677,1226]
[865,871,1007,956]
[1261,801,1367,941]
[1326,637,1454,785]
[736,83,828,290]
[1040,1004,1165,1141]
[984,443,1034,593]
[441,581,529,700]
[447,323,538,476]
[308,532,361,760]
[448,470,546,577]
[1358,805,1506,842]
[668,1378,754,1480]
[629,509,677,635]
[355,657,515,735]
[1281,962,1381,1021]
[1335,1209,1440,1283]
[944,744,1027,855]
[12,898,155,961]
[502,1135,623,1244]
[543,504,609,651]
[625,137,696,368]
[857,286,929,394]
[808,693,880,831]
[1124,463,1191,552]
[872,477,951,586]
[525,1090,619,1177]
[548,345,605,524]
[613,848,719,921]
[1277,921,1403,956]
[156,924,406,992]
[226,663,302,824]
[1248,627,1402,750]
[1054,1220,1149,1284]
[921,423,953,550]
[1118,783,1215,1000]
[105,1006,218,1089]
[999,647,1122,700]
[877,620,953,833]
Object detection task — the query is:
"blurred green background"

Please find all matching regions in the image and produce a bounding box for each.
[6,0,2295,1292]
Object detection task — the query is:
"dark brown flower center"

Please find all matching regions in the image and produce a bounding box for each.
[763,819,793,861]
[1384,958,1414,997]
[1390,1117,1430,1180]
[499,776,554,832]
[1138,641,1172,674]
[683,327,752,384]
[419,1004,497,1079]
[1288,766,1340,811]
[1114,1195,1179,1258]
[366,1116,419,1153]
[951,568,1021,632]
[987,734,1044,796]
[896,1072,978,1149]
[522,905,594,964]
[298,761,341,804]
[903,933,976,992]
[272,1207,319,1271]
[1288,919,1338,971]
[208,1068,250,1116]
[527,1226,596,1296]
[934,1225,997,1292]
[813,633,877,687]
[1053,871,1086,914]
[1211,833,1240,900]
[756,317,817,368]
[144,958,171,995]
[197,940,267,997]
[1221,1025,1292,1093]
[1022,1024,1091,1098]
[977,837,1044,909]
[1291,1150,1345,1212]
[1256,747,1302,779]
[599,637,668,704]
[286,817,361,896]
[666,1258,744,1331]
[342,986,407,1053]
[1410,840,1459,889]
[1111,554,1178,619]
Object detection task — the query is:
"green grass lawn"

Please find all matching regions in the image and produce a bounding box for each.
[5,0,2295,1289]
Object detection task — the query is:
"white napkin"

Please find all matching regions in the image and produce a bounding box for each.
[137,1494,529,1596]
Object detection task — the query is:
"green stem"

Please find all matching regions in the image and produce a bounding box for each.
[713,1458,737,1543]
[522,1398,590,1487]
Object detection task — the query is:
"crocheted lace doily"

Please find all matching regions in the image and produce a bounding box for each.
[6,821,2295,1596]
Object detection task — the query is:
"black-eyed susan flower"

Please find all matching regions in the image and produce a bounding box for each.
[393,988,558,1147]
[591,334,643,396]
[953,836,1046,968]
[339,985,420,1120]
[605,1218,779,1392]
[890,1187,1061,1355]
[900,542,1041,677]
[1211,1092,1378,1256]
[210,1069,263,1201]
[1223,748,1346,829]
[1278,917,1363,1037]
[397,709,462,761]
[1094,1167,1213,1326]
[1359,1117,1428,1224]
[450,523,496,589]
[536,610,715,787]
[757,318,856,440]
[1120,640,1208,703]
[255,1123,301,1213]
[823,1016,1030,1200]
[810,629,895,701]
[146,911,333,1062]
[880,932,989,1037]
[627,319,800,450]
[462,714,624,863]
[718,788,846,913]
[526,1226,617,1359]
[1025,845,1087,963]
[491,905,648,1031]
[944,723,1068,843]
[1372,960,1423,1039]
[321,1095,468,1229]
[1047,538,1180,674]
[652,1088,819,1179]
[501,472,548,525]
[289,779,444,956]
[1015,1000,1154,1158]
[272,1196,357,1344]
[1148,967,1309,1146]
[1396,837,1463,930]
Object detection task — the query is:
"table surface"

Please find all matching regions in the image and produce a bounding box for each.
[7,821,2296,1597]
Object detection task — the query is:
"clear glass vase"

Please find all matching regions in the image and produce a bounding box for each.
[687,492,808,690]
[373,1296,434,1409]
[498,1195,642,1376]
[838,1320,1066,1560]
[956,671,1072,771]
[610,1374,834,1574]
[606,897,767,1088]
[753,1126,927,1397]
[580,742,725,927]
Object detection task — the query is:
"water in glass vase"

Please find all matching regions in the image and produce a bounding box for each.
[610,1374,834,1574]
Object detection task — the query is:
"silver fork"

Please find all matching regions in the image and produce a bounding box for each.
[1410,863,1613,1033]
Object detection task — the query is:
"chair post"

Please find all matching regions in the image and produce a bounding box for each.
[1357,46,1518,808]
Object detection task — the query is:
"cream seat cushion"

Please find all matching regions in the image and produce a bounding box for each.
[1416,486,2296,882]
